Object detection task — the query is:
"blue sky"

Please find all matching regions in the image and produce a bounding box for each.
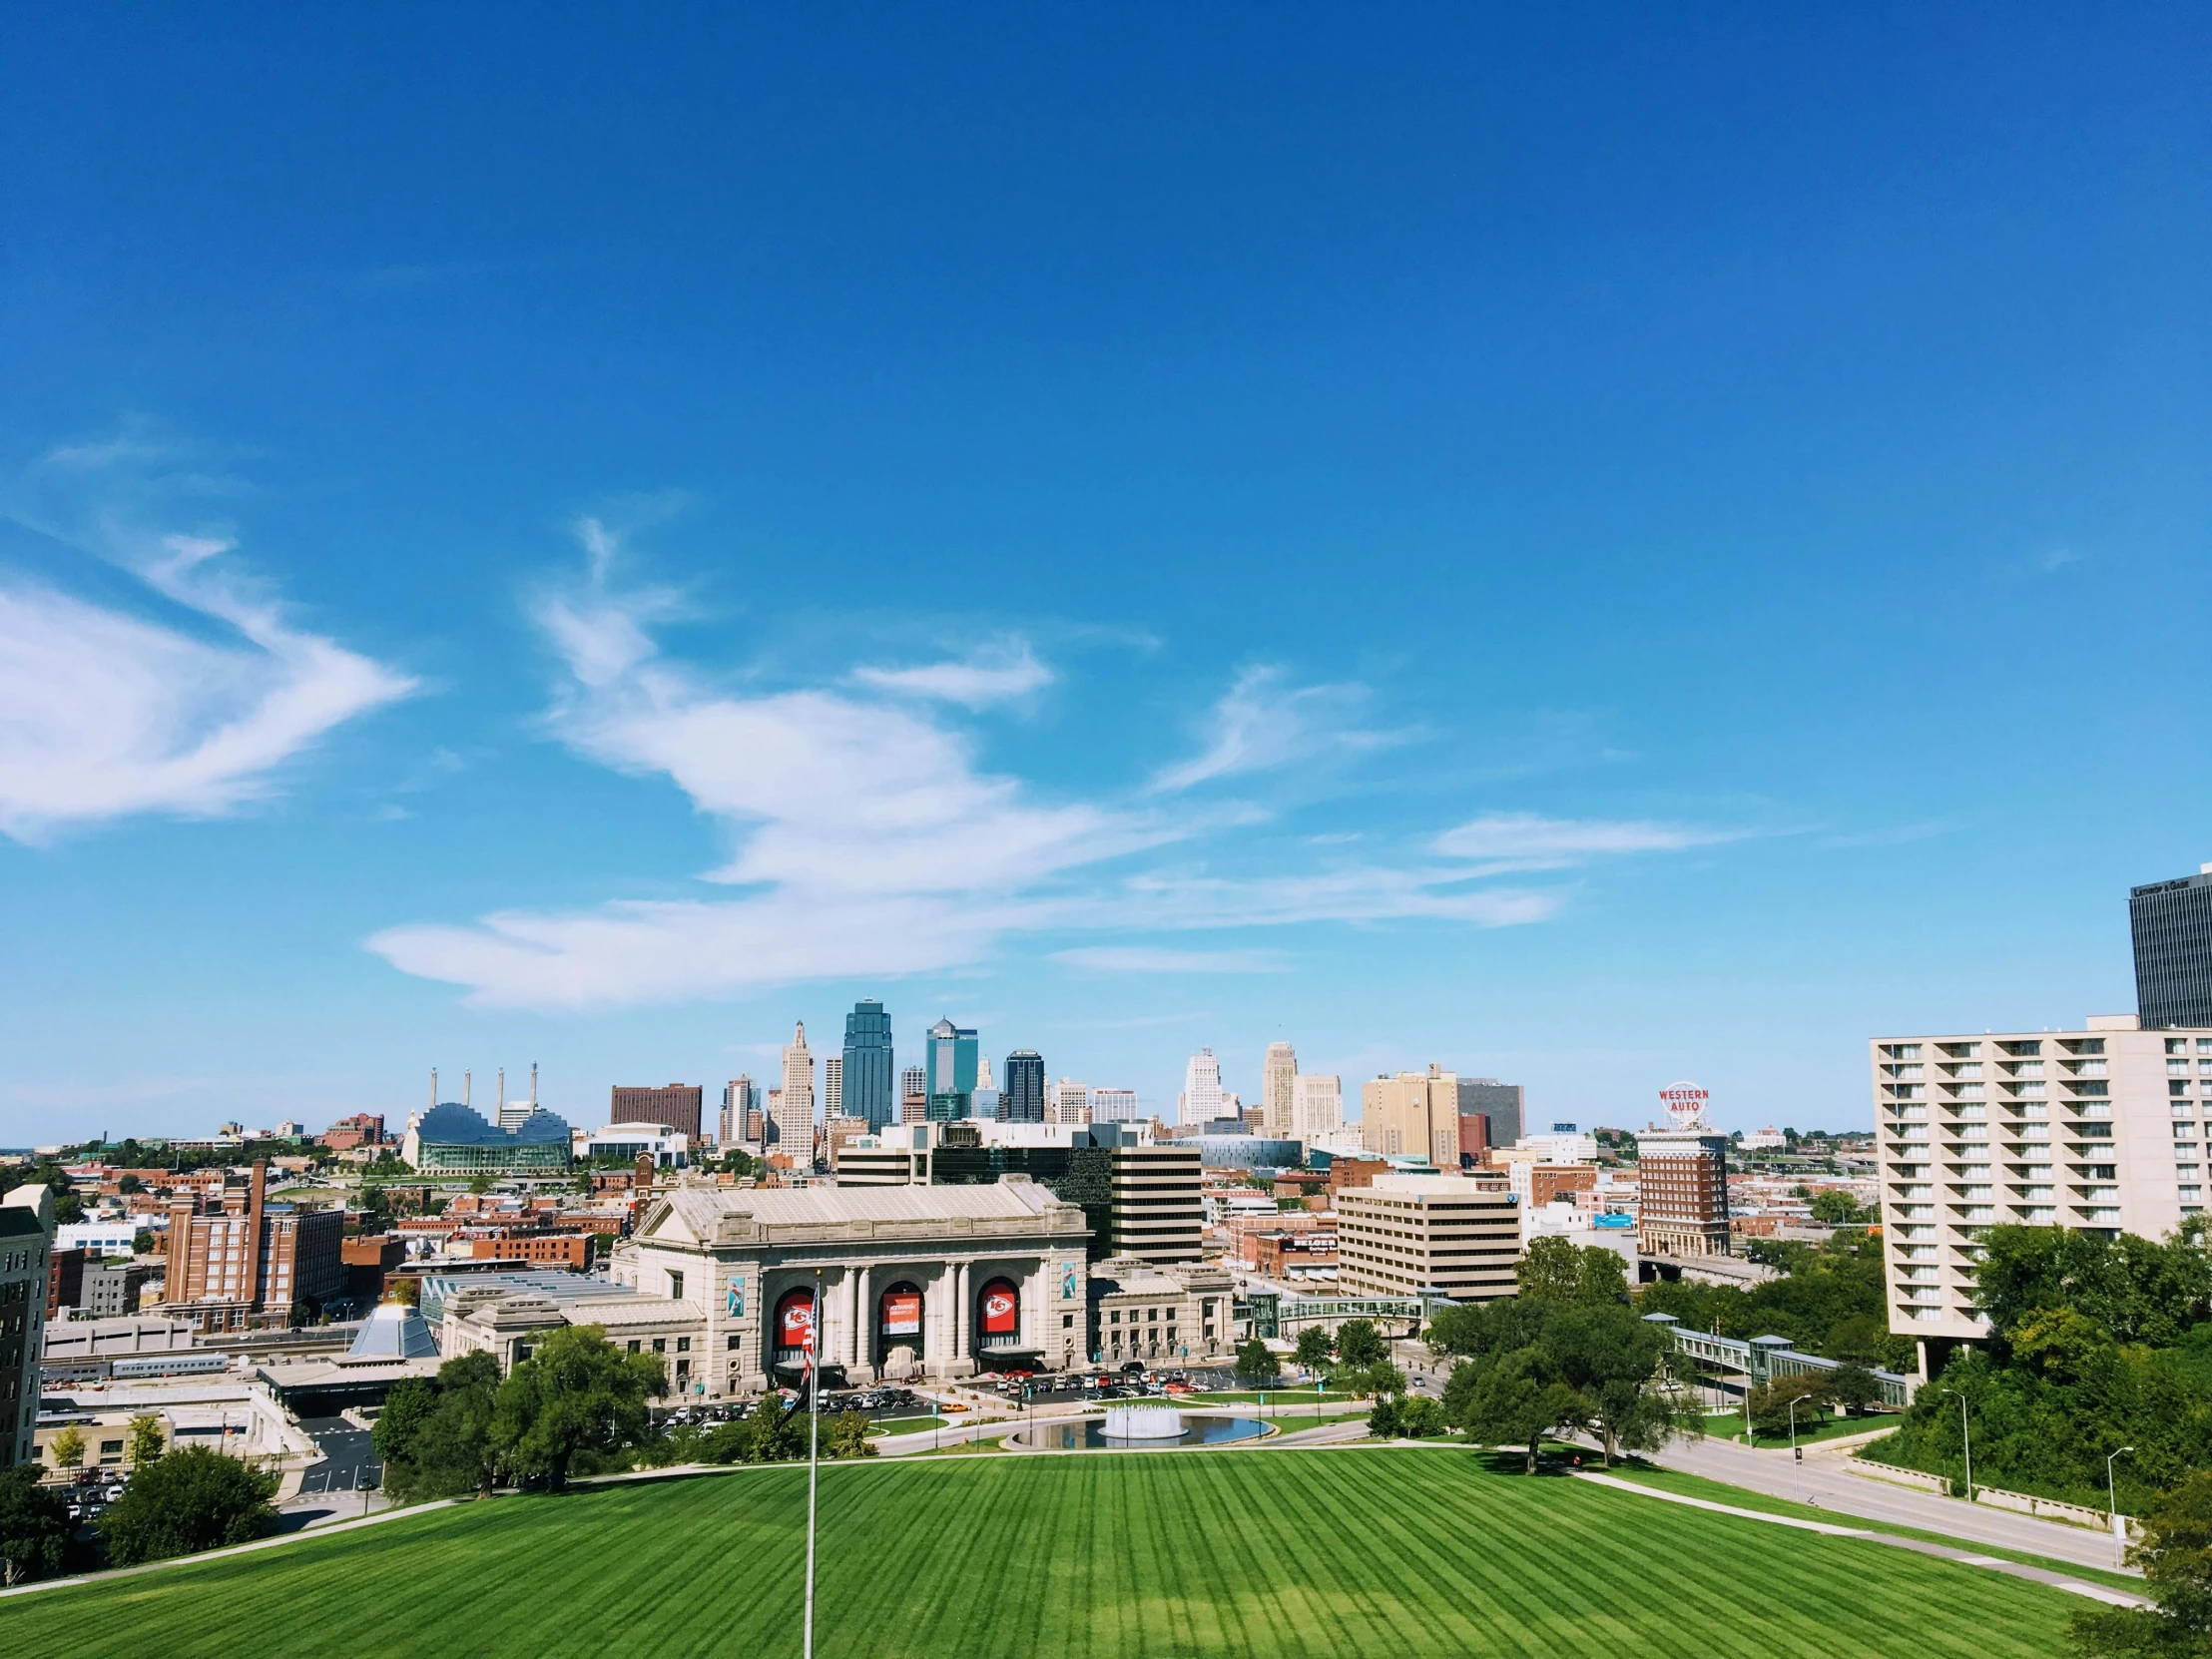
[2,5,2207,1144]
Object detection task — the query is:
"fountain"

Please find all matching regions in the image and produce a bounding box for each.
[1101,1404,1185,1441]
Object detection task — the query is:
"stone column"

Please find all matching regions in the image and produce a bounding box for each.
[852,1265,871,1371]
[953,1261,970,1369]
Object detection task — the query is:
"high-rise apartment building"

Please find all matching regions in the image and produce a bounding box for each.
[1635,1129,1731,1259]
[972,1054,1001,1121]
[612,1083,704,1143]
[1090,1088,1139,1123]
[1360,1065,1461,1168]
[925,1018,978,1120]
[1,1183,53,1467]
[842,999,896,1130]
[1002,1051,1046,1123]
[1874,1017,2207,1359]
[823,1056,843,1120]
[720,1075,759,1147]
[776,1024,817,1159]
[1456,1078,1524,1148]
[2132,866,2212,1029]
[1337,1175,1520,1302]
[1292,1074,1342,1144]
[1178,1050,1225,1127]
[1048,1079,1090,1125]
[1263,1043,1298,1137]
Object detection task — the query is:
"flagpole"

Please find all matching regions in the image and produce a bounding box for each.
[803,1268,823,1659]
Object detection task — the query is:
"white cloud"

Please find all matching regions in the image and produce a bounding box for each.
[1052,946,1292,974]
[850,642,1052,708]
[0,439,416,841]
[1150,665,1409,793]
[1430,812,1742,873]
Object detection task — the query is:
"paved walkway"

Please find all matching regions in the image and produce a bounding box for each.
[1578,1471,2146,1609]
[1647,1432,2133,1574]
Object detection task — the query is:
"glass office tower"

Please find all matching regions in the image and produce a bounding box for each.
[842,999,896,1130]
[1001,1050,1046,1122]
[926,1018,979,1120]
[2133,868,2212,1029]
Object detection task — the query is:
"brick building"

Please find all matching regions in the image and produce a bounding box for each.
[161,1161,346,1326]
[1635,1130,1732,1258]
[611,1084,704,1143]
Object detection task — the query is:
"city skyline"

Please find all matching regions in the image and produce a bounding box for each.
[3,11,2207,1144]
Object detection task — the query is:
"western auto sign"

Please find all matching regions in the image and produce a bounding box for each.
[777,1291,816,1352]
[981,1280,1019,1336]
[1659,1082,1710,1127]
[880,1287,922,1337]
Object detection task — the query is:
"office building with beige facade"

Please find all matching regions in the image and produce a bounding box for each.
[1360,1065,1463,1169]
[1874,1015,2208,1362]
[1335,1175,1521,1302]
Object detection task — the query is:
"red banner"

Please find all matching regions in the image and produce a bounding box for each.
[777,1291,816,1351]
[981,1280,1018,1336]
[880,1288,922,1337]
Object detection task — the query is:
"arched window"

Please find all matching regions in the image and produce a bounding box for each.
[978,1278,1020,1351]
[878,1282,923,1341]
[774,1287,817,1366]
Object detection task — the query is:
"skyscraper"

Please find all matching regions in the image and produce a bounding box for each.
[1177,1049,1225,1126]
[1456,1078,1525,1148]
[1361,1064,1461,1167]
[612,1083,704,1142]
[1292,1073,1342,1142]
[1263,1042,1298,1137]
[972,1053,1001,1120]
[776,1023,816,1163]
[1089,1087,1139,1123]
[720,1076,758,1147]
[2133,866,2212,1029]
[823,1056,843,1119]
[925,1018,978,1120]
[1002,1050,1046,1123]
[1048,1078,1090,1125]
[841,998,896,1130]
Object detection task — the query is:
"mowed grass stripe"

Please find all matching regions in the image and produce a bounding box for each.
[2,1452,2075,1658]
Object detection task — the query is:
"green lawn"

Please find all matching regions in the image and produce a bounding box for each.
[8,1451,2079,1657]
[1700,1409,1897,1449]
[1186,1389,1363,1404]
[869,1415,950,1436]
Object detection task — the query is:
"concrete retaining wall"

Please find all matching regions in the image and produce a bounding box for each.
[1848,1454,2137,1537]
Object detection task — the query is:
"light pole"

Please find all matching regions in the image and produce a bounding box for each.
[1940,1386,1973,1503]
[802,1270,823,1659]
[2107,1446,2134,1567]
[1788,1395,1802,1460]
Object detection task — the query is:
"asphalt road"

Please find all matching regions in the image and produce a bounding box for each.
[293,1416,382,1498]
[1649,1433,2132,1573]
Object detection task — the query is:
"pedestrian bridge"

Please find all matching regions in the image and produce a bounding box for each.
[1238,1292,1455,1340]
[1646,1314,1914,1408]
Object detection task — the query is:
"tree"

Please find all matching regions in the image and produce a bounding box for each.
[1809,1189,1869,1226]
[1396,1396,1446,1438]
[490,1326,665,1491]
[1293,1327,1335,1373]
[96,1447,277,1566]
[1515,1237,1629,1307]
[50,1427,84,1475]
[1235,1340,1282,1386]
[825,1409,878,1459]
[468,1174,493,1195]
[2072,1470,2212,1657]
[1744,1374,1828,1440]
[0,1467,71,1585]
[116,1174,143,1195]
[1336,1320,1386,1371]
[127,1413,166,1467]
[377,1352,504,1500]
[1454,1347,1586,1473]
[707,1396,805,1464]
[1827,1363,1883,1416]
[1543,1304,1700,1464]
[1347,1361,1406,1400]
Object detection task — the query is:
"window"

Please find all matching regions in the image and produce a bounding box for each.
[676,1337,690,1353]
[668,1271,685,1300]
[627,1340,640,1354]
[653,1338,667,1353]
[676,1359,691,1380]
[727,1334,741,1351]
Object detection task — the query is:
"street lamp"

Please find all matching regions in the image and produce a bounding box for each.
[1940,1386,1973,1504]
[2107,1446,2135,1567]
[1788,1395,1802,1461]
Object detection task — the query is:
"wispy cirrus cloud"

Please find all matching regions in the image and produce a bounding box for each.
[368,525,1746,1011]
[0,431,416,842]
[1150,665,1413,794]
[850,641,1052,708]
[1430,812,1744,873]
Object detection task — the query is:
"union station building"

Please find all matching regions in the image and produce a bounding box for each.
[439,1175,1237,1395]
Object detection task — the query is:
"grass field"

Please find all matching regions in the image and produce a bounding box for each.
[5,1450,2080,1658]
[1699,1409,1895,1449]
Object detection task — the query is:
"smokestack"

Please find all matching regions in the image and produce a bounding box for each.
[531,1062,538,1106]
[464,1070,472,1108]
[498,1067,506,1115]
[431,1068,438,1108]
